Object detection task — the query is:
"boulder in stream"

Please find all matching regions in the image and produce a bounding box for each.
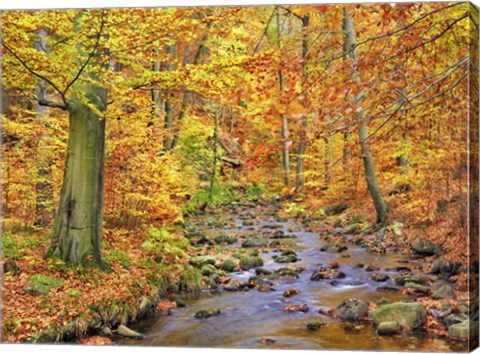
[332,298,369,321]
[376,321,401,335]
[372,302,427,329]
[448,320,479,340]
[242,236,268,248]
[117,325,146,339]
[239,256,264,270]
[194,309,221,319]
[432,284,456,300]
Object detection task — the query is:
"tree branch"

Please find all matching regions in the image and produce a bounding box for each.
[37,98,68,110]
[62,11,106,97]
[2,41,67,106]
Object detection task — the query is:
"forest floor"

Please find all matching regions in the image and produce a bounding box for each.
[1,197,475,347]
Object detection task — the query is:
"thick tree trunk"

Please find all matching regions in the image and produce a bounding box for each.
[49,89,106,266]
[344,7,388,224]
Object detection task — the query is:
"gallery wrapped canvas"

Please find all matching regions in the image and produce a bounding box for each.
[0,0,479,352]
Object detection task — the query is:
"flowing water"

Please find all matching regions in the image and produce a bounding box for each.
[117,204,468,352]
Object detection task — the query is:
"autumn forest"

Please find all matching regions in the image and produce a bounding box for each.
[1,2,479,351]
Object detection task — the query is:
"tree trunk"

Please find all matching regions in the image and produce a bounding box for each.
[343,7,388,224]
[34,29,53,227]
[49,89,106,266]
[163,44,176,152]
[295,14,310,192]
[276,12,291,187]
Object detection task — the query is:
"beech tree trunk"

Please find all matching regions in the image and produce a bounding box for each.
[49,89,107,266]
[276,12,291,187]
[343,7,388,224]
[295,14,310,192]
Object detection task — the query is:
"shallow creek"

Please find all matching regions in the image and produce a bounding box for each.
[117,204,467,352]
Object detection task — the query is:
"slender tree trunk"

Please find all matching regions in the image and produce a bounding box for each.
[163,44,176,152]
[49,89,107,266]
[343,7,388,224]
[276,12,291,187]
[34,29,53,227]
[295,15,310,192]
[171,45,191,149]
[209,108,219,203]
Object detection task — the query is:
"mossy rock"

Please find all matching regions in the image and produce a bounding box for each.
[241,236,268,248]
[27,274,64,295]
[220,259,237,272]
[377,321,401,335]
[273,254,298,264]
[411,240,442,257]
[189,256,216,268]
[394,274,432,286]
[201,264,217,276]
[324,203,348,216]
[432,284,456,300]
[448,320,479,340]
[213,235,237,245]
[372,302,427,329]
[332,298,369,321]
[239,256,264,270]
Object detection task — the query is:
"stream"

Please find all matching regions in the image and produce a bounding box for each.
[116,203,467,352]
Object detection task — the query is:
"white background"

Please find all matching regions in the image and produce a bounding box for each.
[1,0,479,354]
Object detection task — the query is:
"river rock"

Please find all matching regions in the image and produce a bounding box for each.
[194,309,221,319]
[432,284,456,300]
[242,236,268,248]
[394,274,432,286]
[239,256,264,270]
[306,322,325,330]
[371,273,390,282]
[411,240,440,257]
[275,268,300,278]
[201,264,217,276]
[219,259,237,272]
[377,321,401,335]
[117,325,146,339]
[404,282,430,295]
[214,234,237,245]
[243,220,255,226]
[270,230,287,239]
[448,320,479,340]
[274,253,298,263]
[262,224,283,229]
[332,298,369,321]
[324,203,348,216]
[431,258,461,277]
[311,268,346,281]
[320,244,348,253]
[444,313,469,328]
[283,288,299,297]
[255,267,272,276]
[258,284,274,292]
[189,256,216,268]
[372,302,427,329]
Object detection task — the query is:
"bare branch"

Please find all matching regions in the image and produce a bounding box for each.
[277,5,304,21]
[38,98,68,110]
[252,7,277,55]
